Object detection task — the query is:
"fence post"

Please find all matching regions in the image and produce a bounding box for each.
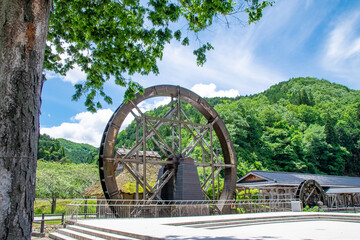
[40,213,45,234]
[61,212,65,225]
[84,199,88,219]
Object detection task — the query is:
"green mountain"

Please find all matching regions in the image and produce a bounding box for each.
[38,134,69,163]
[220,77,360,177]
[37,135,98,164]
[116,77,360,177]
[57,138,98,164]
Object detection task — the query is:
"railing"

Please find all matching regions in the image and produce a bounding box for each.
[65,199,295,223]
[32,213,65,237]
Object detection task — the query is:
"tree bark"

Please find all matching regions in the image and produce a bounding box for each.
[51,195,56,214]
[0,1,51,239]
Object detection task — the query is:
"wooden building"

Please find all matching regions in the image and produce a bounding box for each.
[237,170,360,208]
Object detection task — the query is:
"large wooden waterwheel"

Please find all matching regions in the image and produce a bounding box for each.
[98,85,237,212]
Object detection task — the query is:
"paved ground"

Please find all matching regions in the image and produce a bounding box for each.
[77,212,360,240]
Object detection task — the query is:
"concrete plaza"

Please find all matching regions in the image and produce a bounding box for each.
[72,212,360,240]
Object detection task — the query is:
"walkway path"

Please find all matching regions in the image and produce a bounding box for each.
[68,212,360,239]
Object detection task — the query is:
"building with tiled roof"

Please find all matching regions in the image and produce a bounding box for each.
[237,170,360,208]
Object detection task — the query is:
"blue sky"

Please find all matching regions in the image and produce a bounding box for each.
[40,0,360,146]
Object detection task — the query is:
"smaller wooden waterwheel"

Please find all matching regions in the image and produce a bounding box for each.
[296,179,325,207]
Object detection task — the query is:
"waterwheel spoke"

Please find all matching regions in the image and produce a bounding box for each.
[183,124,212,159]
[204,168,222,192]
[202,188,212,200]
[122,162,154,195]
[181,108,222,163]
[183,126,209,156]
[99,85,237,215]
[131,101,176,157]
[123,104,177,159]
[147,169,176,201]
[151,136,169,158]
[305,187,316,202]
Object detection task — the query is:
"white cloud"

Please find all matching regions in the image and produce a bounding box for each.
[121,114,135,130]
[152,36,285,96]
[46,64,86,85]
[40,97,177,147]
[138,97,172,113]
[130,97,172,119]
[253,0,324,52]
[46,41,87,84]
[324,12,360,66]
[41,109,114,146]
[62,64,87,84]
[191,83,239,98]
[210,46,285,94]
[44,71,59,80]
[322,11,360,82]
[146,1,302,96]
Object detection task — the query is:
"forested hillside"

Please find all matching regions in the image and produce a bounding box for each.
[57,138,98,164]
[38,134,69,162]
[218,77,360,177]
[116,77,360,178]
[37,134,98,164]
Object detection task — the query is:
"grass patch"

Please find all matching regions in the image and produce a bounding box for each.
[34,199,74,214]
[33,220,63,225]
[34,199,98,214]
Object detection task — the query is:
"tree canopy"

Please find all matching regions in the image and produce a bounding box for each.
[36,161,98,213]
[45,0,273,111]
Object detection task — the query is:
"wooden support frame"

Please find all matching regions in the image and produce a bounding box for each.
[98,85,237,214]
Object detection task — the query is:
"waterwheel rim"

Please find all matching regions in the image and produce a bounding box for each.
[98,85,237,212]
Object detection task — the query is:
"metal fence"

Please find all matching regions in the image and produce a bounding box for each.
[32,213,65,237]
[65,199,294,223]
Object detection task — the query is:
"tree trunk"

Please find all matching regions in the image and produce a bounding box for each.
[51,195,56,214]
[0,1,51,239]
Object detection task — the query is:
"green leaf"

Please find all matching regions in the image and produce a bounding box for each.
[181,37,190,46]
[174,30,181,41]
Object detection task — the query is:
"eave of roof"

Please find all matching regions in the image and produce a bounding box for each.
[326,187,360,194]
[237,171,275,184]
[236,182,299,188]
[237,170,360,188]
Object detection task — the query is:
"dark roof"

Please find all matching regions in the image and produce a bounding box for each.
[237,170,360,188]
[116,148,161,159]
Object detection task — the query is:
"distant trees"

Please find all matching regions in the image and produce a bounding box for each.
[38,134,98,164]
[36,136,99,213]
[38,134,69,163]
[57,138,98,164]
[223,77,360,177]
[116,77,360,178]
